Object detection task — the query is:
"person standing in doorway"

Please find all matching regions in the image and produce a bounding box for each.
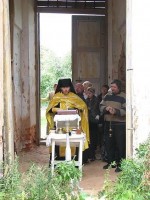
[75,82,89,163]
[86,87,100,161]
[82,81,93,99]
[41,83,58,136]
[75,82,85,102]
[100,79,126,172]
[97,84,109,102]
[41,83,58,103]
[46,78,90,160]
[97,84,109,161]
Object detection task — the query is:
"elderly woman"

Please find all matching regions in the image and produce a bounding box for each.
[86,86,100,161]
[46,78,90,160]
[82,81,93,99]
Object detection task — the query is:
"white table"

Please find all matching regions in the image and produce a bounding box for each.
[47,133,85,175]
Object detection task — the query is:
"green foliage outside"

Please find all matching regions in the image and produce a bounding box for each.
[0,139,149,199]
[98,138,150,200]
[40,46,72,138]
[0,159,90,200]
[40,46,72,98]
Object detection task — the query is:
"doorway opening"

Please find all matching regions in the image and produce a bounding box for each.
[39,13,106,140]
[39,13,72,139]
[36,0,107,143]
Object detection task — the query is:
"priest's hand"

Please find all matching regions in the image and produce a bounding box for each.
[52,108,61,113]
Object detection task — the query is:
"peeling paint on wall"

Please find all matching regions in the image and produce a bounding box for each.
[118,41,126,91]
[21,125,36,151]
[111,0,126,82]
[11,0,37,153]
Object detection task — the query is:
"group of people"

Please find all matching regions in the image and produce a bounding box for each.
[45,78,126,172]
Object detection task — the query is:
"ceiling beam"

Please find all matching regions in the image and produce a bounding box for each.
[37,7,106,15]
[37,1,106,9]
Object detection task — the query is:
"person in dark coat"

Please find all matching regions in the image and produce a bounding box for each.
[100,79,126,172]
[86,87,100,161]
[97,84,109,161]
[97,84,109,102]
[75,82,89,163]
[75,83,85,102]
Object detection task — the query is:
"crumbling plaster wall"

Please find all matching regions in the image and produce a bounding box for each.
[107,0,126,90]
[126,0,150,155]
[0,0,4,163]
[13,0,36,151]
[0,0,14,161]
[108,0,150,157]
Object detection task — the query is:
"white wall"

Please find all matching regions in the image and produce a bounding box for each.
[109,0,150,157]
[0,0,4,163]
[0,1,4,162]
[126,0,150,156]
[0,0,14,161]
[0,0,37,161]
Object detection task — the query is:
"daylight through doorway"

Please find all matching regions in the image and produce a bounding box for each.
[40,13,72,139]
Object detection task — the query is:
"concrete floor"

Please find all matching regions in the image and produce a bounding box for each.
[19,145,117,197]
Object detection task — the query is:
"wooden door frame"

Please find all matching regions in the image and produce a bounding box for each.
[36,4,108,143]
[35,6,41,145]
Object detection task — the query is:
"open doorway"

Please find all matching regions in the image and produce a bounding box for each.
[39,13,72,139]
[39,13,106,139]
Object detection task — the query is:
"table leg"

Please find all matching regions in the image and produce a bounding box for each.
[78,140,83,172]
[51,140,55,175]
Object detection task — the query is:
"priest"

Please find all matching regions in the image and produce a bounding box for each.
[46,78,90,160]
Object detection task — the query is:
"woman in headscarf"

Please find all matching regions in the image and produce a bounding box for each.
[46,78,90,160]
[86,86,100,161]
[82,81,93,99]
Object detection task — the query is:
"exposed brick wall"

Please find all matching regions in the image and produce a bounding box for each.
[20,125,36,151]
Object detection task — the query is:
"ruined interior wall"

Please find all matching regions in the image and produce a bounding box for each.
[127,0,150,154]
[13,0,23,152]
[0,0,4,162]
[0,0,14,161]
[28,1,37,148]
[107,0,126,90]
[13,0,36,151]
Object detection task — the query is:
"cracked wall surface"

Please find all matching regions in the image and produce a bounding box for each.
[12,0,37,152]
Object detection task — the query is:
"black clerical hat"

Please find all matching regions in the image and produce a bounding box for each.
[55,78,76,94]
[58,78,72,87]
